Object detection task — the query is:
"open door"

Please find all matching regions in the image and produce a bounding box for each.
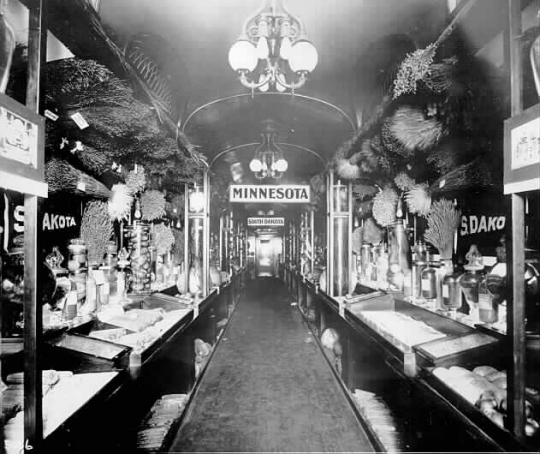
[255,237,282,277]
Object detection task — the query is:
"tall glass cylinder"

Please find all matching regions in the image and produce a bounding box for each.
[327,173,352,297]
[387,220,411,293]
[126,221,152,294]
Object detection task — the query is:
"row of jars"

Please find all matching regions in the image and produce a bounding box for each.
[357,233,502,324]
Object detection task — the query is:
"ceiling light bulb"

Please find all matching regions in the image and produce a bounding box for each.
[279,36,292,60]
[249,158,262,172]
[275,159,288,172]
[256,37,269,60]
[228,39,258,72]
[289,40,318,73]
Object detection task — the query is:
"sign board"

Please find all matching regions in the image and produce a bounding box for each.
[247,217,285,227]
[0,93,47,197]
[229,185,310,203]
[1,190,81,258]
[504,103,540,194]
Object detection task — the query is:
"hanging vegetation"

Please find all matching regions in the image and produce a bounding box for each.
[152,223,175,255]
[372,187,399,227]
[353,183,378,200]
[125,166,147,194]
[386,106,446,153]
[45,158,111,199]
[424,199,461,259]
[108,184,133,221]
[140,189,166,221]
[80,201,113,266]
[393,44,438,99]
[429,157,496,194]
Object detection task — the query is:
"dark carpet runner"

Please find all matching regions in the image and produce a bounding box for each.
[168,277,374,453]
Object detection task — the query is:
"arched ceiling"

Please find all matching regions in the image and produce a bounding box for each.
[98,0,448,181]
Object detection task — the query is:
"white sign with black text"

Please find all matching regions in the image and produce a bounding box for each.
[229,185,310,203]
[247,217,285,227]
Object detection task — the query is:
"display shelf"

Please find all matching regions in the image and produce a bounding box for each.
[3,371,125,454]
[417,371,533,452]
[292,276,535,452]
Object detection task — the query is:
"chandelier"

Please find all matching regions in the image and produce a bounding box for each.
[228,0,318,93]
[250,130,288,179]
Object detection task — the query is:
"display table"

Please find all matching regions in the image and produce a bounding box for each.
[290,273,538,452]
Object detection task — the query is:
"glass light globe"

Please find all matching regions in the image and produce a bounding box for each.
[189,190,205,213]
[228,39,258,72]
[256,37,269,60]
[279,36,292,60]
[275,158,288,172]
[250,158,262,172]
[289,40,318,73]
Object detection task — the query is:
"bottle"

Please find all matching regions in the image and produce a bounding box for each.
[361,242,372,282]
[84,268,97,314]
[421,260,439,305]
[459,245,484,322]
[376,244,389,291]
[411,241,428,301]
[63,281,78,320]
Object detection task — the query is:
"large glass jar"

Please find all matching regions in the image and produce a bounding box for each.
[478,276,498,323]
[442,266,462,314]
[421,261,439,302]
[459,269,482,321]
[387,220,411,293]
[459,245,485,322]
[360,242,372,281]
[125,221,152,294]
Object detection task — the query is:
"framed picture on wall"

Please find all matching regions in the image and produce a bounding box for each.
[0,93,46,197]
[504,103,540,194]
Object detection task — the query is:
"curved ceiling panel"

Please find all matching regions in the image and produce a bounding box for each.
[182,93,356,172]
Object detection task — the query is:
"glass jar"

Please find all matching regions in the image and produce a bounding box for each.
[361,242,372,281]
[387,220,411,293]
[67,239,87,273]
[421,261,439,302]
[376,244,389,290]
[412,260,427,300]
[459,245,484,322]
[442,266,462,313]
[459,268,482,321]
[479,276,498,323]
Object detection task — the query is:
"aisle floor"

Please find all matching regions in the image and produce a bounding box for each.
[168,277,374,453]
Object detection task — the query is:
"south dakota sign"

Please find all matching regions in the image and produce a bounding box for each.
[229,185,310,203]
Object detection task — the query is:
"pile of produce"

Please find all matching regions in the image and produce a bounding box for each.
[137,394,189,452]
[432,365,539,437]
[352,389,405,452]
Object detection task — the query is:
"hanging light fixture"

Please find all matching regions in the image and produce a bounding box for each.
[228,0,318,93]
[249,129,288,180]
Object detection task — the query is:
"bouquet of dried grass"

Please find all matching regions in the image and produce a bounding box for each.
[405,183,432,217]
[140,189,166,221]
[394,172,416,192]
[45,158,111,199]
[424,199,461,259]
[80,201,113,266]
[372,188,399,227]
[152,223,175,255]
[125,166,146,194]
[423,56,458,93]
[108,184,133,220]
